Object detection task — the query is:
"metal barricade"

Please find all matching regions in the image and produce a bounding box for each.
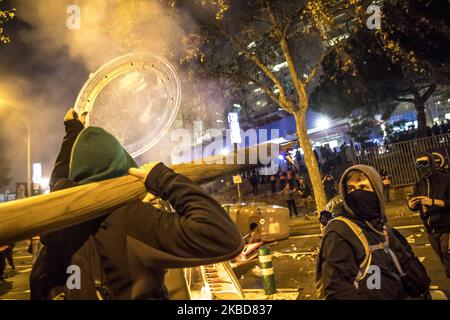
[354,134,450,187]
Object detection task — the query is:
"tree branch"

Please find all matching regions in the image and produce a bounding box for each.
[235,72,293,112]
[420,83,437,102]
[265,0,306,109]
[305,46,334,86]
[393,97,415,103]
[216,23,289,107]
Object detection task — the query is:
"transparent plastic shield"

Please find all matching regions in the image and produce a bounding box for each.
[74,53,181,158]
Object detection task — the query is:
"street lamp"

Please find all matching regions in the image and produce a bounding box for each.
[316,116,331,131]
[0,103,31,197]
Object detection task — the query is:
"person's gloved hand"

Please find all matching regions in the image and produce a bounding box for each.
[128,162,161,183]
[64,107,87,126]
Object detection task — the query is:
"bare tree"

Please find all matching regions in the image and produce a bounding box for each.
[183,0,365,211]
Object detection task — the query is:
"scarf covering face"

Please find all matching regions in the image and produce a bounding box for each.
[339,165,387,224]
[346,189,380,221]
[69,127,137,184]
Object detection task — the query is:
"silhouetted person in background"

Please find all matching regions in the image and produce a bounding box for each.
[250,171,259,196]
[323,174,337,201]
[279,171,287,191]
[432,122,441,135]
[297,177,312,215]
[283,184,298,218]
[408,153,450,279]
[379,168,391,201]
[270,175,277,193]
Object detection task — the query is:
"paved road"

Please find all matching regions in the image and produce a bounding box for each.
[0,241,33,300]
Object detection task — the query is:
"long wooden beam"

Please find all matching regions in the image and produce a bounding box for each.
[0,144,277,243]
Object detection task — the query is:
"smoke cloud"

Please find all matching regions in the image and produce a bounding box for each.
[0,0,231,192]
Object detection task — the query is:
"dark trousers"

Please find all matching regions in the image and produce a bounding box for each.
[252,184,258,196]
[279,180,287,191]
[0,252,5,278]
[428,232,450,279]
[286,199,298,217]
[270,181,277,193]
[3,248,14,269]
[384,186,390,201]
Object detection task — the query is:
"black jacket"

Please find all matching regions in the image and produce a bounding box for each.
[324,178,337,196]
[316,165,420,300]
[410,154,450,233]
[31,120,244,299]
[297,183,311,198]
[317,212,407,300]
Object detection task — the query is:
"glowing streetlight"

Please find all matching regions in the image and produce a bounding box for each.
[316,116,330,131]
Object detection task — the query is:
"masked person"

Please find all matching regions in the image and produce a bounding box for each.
[408,153,450,279]
[322,174,337,201]
[282,183,298,218]
[296,177,312,215]
[316,165,430,300]
[30,108,243,300]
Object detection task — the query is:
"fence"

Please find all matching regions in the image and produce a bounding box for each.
[0,193,17,203]
[354,133,450,187]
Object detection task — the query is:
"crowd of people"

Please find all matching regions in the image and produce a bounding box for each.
[240,143,353,217]
[384,120,450,144]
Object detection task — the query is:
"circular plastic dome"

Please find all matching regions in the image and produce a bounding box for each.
[74,52,181,158]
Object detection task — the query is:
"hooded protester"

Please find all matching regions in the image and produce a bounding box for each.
[316,165,430,300]
[282,183,298,218]
[30,108,243,300]
[408,152,450,279]
[322,174,337,201]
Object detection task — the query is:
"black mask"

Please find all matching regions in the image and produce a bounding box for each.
[416,160,433,179]
[346,190,380,221]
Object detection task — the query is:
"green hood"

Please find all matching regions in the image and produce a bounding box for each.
[69,127,137,184]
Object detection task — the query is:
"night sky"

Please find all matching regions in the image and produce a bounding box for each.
[1,1,90,191]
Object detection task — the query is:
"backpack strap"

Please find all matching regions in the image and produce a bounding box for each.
[332,217,373,284]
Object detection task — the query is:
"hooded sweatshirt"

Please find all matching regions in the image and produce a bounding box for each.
[338,165,387,227]
[316,165,410,300]
[410,152,450,233]
[31,123,243,300]
[69,127,137,184]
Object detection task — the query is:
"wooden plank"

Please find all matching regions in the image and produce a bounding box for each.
[0,144,276,243]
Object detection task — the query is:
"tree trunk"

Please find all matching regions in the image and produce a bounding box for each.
[293,109,327,213]
[413,83,436,138]
[415,101,427,138]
